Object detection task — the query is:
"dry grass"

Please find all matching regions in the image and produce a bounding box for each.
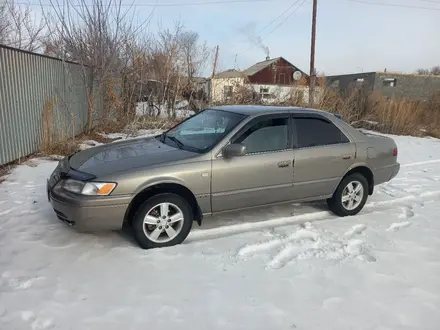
[38,115,177,157]
[39,132,118,157]
[41,98,56,152]
[372,98,423,135]
[319,89,440,136]
[41,140,81,157]
[0,165,10,183]
[217,82,440,137]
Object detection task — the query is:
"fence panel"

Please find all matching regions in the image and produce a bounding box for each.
[0,45,99,165]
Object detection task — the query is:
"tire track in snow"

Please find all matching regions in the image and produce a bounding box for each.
[344,224,367,237]
[237,228,319,257]
[187,160,440,243]
[187,190,440,243]
[263,225,373,269]
[401,159,440,168]
[386,221,412,232]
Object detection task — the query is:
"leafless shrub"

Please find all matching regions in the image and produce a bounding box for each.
[416,66,440,76]
[42,0,154,133]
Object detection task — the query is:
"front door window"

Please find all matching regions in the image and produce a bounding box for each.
[232,117,289,154]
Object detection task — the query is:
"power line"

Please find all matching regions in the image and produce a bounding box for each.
[228,0,302,69]
[256,0,303,34]
[418,0,440,4]
[17,0,293,7]
[263,0,308,39]
[346,0,440,11]
[239,0,308,55]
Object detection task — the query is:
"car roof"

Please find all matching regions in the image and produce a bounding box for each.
[210,105,331,117]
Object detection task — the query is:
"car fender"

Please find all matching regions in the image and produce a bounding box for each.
[129,176,204,226]
[332,162,375,195]
[133,176,192,195]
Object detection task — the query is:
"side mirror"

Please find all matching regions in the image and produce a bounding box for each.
[222,143,247,158]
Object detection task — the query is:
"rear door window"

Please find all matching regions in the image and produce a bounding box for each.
[294,117,349,148]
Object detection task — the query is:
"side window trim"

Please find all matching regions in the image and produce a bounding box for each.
[292,114,350,149]
[291,113,298,149]
[229,114,293,155]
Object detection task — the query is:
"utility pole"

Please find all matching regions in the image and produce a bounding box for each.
[210,46,219,104]
[308,0,318,107]
[211,45,219,79]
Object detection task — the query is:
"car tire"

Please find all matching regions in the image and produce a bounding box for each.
[132,193,193,249]
[327,173,369,217]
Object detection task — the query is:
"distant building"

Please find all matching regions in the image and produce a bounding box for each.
[211,56,309,103]
[326,71,440,101]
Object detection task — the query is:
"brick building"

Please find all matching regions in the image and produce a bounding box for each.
[211,56,308,103]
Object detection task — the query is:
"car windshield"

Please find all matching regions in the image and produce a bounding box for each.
[160,109,246,152]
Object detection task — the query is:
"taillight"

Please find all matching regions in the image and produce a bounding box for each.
[393,148,398,156]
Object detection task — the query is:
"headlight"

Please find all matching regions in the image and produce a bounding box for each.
[63,179,117,196]
[63,179,85,194]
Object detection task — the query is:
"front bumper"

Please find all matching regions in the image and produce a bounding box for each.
[47,181,132,232]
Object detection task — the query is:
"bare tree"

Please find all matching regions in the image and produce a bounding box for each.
[0,0,45,51]
[180,31,209,82]
[416,66,440,76]
[416,68,430,75]
[0,2,8,44]
[431,66,440,76]
[136,21,185,117]
[178,30,209,112]
[42,0,153,132]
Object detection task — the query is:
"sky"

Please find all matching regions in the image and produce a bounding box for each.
[27,0,440,76]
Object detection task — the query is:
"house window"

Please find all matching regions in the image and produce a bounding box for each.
[279,73,286,84]
[330,80,340,88]
[223,86,233,99]
[259,87,270,100]
[383,78,397,87]
[355,78,364,87]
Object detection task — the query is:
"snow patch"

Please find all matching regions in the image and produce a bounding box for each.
[100,129,161,141]
[21,310,35,321]
[78,140,103,150]
[344,224,367,237]
[31,317,53,330]
[398,206,415,219]
[387,221,412,232]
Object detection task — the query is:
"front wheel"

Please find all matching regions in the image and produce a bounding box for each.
[327,173,369,217]
[132,193,193,249]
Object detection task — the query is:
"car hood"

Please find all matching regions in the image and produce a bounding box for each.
[69,136,198,177]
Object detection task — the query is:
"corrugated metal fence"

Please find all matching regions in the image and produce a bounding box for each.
[0,45,102,165]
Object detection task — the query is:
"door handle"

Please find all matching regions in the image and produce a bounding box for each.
[341,155,351,160]
[277,161,291,168]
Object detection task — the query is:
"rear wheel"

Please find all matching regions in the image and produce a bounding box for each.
[132,193,193,249]
[327,173,368,217]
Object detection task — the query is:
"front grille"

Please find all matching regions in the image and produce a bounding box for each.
[48,171,61,189]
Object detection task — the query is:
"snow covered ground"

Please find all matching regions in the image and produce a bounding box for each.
[1,133,440,330]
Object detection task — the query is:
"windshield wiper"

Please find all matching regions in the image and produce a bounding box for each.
[161,133,184,149]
